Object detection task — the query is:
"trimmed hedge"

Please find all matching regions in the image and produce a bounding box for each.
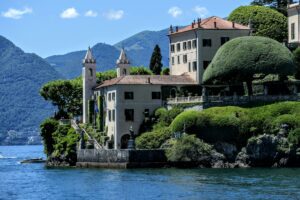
[203,36,295,84]
[135,127,172,149]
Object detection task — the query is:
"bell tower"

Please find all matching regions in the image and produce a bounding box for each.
[82,47,96,123]
[116,48,130,77]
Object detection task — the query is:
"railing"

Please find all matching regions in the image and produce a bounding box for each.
[71,119,103,150]
[167,95,300,105]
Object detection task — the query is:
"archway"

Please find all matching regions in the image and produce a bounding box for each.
[121,134,130,149]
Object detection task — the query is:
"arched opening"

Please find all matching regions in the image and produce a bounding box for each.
[122,69,127,75]
[120,134,130,149]
[89,68,93,77]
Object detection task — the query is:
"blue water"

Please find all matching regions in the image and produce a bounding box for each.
[0,146,300,200]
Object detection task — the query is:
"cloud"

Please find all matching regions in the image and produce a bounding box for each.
[103,10,124,20]
[193,6,209,18]
[60,7,79,19]
[85,10,98,17]
[2,7,32,19]
[168,6,182,18]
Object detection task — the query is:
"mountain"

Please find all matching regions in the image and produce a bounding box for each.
[45,28,169,79]
[0,36,62,145]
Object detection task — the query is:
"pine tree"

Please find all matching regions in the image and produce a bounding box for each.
[149,45,163,75]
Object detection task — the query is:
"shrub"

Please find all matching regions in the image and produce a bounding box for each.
[288,128,300,146]
[153,107,183,129]
[40,118,59,156]
[165,135,212,162]
[293,47,300,80]
[228,5,287,42]
[162,68,170,75]
[135,127,172,149]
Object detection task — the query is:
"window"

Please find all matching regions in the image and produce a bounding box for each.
[89,68,93,77]
[221,37,230,45]
[183,42,187,50]
[188,62,191,72]
[291,23,295,40]
[112,109,115,121]
[193,61,197,71]
[108,93,112,101]
[124,92,134,100]
[112,92,115,101]
[171,57,175,65]
[188,41,192,49]
[177,56,180,64]
[203,61,211,70]
[125,109,134,121]
[192,40,197,48]
[108,110,112,122]
[177,43,181,52]
[183,55,187,63]
[203,39,212,47]
[170,44,175,52]
[152,92,161,99]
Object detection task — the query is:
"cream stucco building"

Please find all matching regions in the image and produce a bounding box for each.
[82,16,252,149]
[288,1,300,44]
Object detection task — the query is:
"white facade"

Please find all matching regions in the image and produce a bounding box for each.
[288,2,300,44]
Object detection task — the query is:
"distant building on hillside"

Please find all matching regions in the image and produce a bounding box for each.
[168,16,251,84]
[82,16,252,149]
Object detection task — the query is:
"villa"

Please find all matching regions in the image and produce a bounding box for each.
[82,16,252,149]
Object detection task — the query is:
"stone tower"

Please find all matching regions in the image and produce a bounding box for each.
[288,1,300,45]
[116,48,130,77]
[82,47,97,123]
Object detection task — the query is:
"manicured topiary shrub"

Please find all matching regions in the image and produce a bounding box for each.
[165,135,212,162]
[203,36,296,95]
[153,107,183,129]
[228,5,287,42]
[135,127,172,149]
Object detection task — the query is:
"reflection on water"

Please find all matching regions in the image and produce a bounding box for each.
[0,145,300,200]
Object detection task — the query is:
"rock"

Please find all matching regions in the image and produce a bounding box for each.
[46,155,76,167]
[235,148,250,168]
[214,142,238,161]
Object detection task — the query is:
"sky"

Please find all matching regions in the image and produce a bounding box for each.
[0,0,252,58]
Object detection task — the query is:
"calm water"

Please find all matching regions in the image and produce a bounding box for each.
[0,146,300,200]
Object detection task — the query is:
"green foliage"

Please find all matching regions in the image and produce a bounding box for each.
[40,118,59,156]
[203,36,295,95]
[40,79,82,117]
[165,135,212,162]
[96,70,117,84]
[228,5,287,42]
[288,128,300,146]
[135,127,172,149]
[251,0,288,16]
[162,68,170,75]
[130,66,153,75]
[96,96,104,131]
[170,102,300,146]
[293,47,300,80]
[149,45,163,75]
[154,107,183,128]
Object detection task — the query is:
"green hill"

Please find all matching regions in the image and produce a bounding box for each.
[0,36,62,145]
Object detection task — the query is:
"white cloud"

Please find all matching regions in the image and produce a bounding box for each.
[60,7,79,19]
[2,7,32,19]
[85,10,98,17]
[103,10,124,20]
[168,6,182,18]
[193,6,209,18]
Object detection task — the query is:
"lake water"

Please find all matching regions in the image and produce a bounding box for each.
[0,146,300,200]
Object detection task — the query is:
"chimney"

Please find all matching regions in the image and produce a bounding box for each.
[146,77,151,84]
[197,18,201,27]
[232,22,235,28]
[175,26,179,32]
[214,17,217,28]
[192,22,194,28]
[169,25,173,34]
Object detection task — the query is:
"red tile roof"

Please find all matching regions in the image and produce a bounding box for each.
[95,74,197,89]
[170,16,250,35]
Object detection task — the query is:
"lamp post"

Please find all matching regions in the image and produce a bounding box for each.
[127,126,135,150]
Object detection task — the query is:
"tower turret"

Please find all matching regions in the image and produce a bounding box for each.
[82,47,97,123]
[116,48,130,77]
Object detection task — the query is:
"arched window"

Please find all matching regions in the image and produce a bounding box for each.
[123,69,127,75]
[89,68,93,77]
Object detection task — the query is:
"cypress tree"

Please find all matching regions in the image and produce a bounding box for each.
[149,45,163,75]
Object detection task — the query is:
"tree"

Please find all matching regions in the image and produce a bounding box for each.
[203,36,296,96]
[293,47,300,80]
[40,79,82,118]
[130,66,153,75]
[228,5,287,42]
[149,45,163,75]
[162,68,170,75]
[251,0,289,16]
[96,70,117,84]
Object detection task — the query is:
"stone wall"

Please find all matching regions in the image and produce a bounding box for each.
[76,149,168,168]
